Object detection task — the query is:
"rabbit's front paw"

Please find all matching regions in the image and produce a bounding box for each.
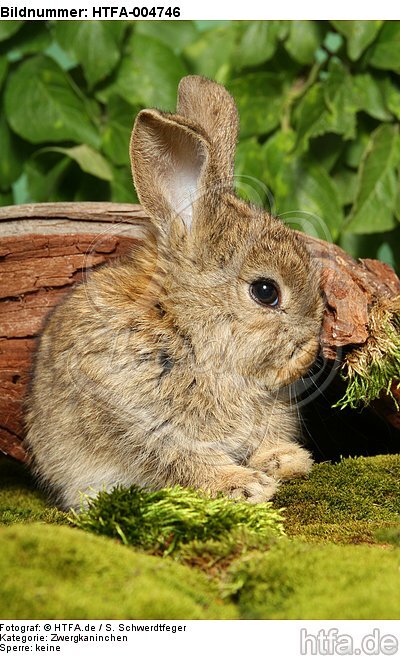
[224,469,278,504]
[253,445,313,481]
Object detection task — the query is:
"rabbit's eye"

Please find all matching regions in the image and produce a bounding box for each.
[249,279,280,308]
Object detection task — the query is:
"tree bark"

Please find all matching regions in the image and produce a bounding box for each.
[0,202,399,462]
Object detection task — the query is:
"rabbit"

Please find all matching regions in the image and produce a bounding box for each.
[24,75,324,510]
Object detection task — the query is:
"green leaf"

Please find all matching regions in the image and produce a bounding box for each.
[395,172,400,223]
[26,157,71,202]
[109,33,187,111]
[45,42,76,71]
[194,20,231,31]
[235,21,283,70]
[344,124,371,169]
[282,165,344,239]
[0,57,8,92]
[110,165,138,203]
[377,242,396,270]
[323,60,357,140]
[323,31,343,54]
[333,168,358,207]
[0,22,22,43]
[0,110,26,191]
[346,124,400,234]
[353,74,392,121]
[235,138,266,179]
[331,21,382,60]
[285,21,324,65]
[263,129,297,198]
[184,24,238,80]
[295,62,358,150]
[299,166,344,238]
[55,21,127,87]
[368,22,400,72]
[73,173,109,202]
[294,84,330,150]
[339,230,400,273]
[5,22,51,58]
[234,138,270,205]
[263,130,343,238]
[379,228,400,272]
[4,55,100,148]
[309,134,344,172]
[228,73,286,138]
[0,190,13,207]
[381,78,400,120]
[136,21,198,54]
[27,156,110,203]
[12,172,29,204]
[102,97,137,167]
[41,145,113,181]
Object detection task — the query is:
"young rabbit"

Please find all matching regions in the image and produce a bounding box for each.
[24,76,324,510]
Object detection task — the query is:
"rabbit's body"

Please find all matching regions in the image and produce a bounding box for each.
[25,76,323,509]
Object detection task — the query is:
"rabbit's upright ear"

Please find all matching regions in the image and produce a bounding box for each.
[130,109,210,233]
[177,76,239,186]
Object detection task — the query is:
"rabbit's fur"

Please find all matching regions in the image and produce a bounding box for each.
[24,76,324,510]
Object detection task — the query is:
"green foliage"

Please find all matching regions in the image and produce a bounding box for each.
[54,22,127,88]
[0,22,23,42]
[331,21,383,61]
[368,22,400,71]
[0,21,400,267]
[346,124,399,233]
[71,484,284,556]
[104,32,188,109]
[5,55,100,147]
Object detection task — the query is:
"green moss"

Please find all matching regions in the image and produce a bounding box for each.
[177,527,281,570]
[335,298,400,410]
[289,520,400,544]
[3,453,400,620]
[71,485,284,559]
[0,523,237,619]
[374,525,400,546]
[226,539,400,619]
[0,457,67,526]
[3,453,400,548]
[274,454,400,543]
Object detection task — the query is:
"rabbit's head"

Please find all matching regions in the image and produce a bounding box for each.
[130,76,324,389]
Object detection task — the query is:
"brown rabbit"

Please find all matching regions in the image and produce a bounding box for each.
[24,76,324,510]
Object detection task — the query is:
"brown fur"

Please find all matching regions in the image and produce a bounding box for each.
[24,76,324,509]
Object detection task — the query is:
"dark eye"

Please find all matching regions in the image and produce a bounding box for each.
[249,279,280,308]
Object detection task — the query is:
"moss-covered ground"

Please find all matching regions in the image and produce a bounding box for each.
[274,454,400,544]
[1,454,400,619]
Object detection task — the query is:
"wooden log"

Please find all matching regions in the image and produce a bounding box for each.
[0,203,147,462]
[0,202,399,463]
[300,234,400,359]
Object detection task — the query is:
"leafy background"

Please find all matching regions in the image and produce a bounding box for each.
[0,20,399,271]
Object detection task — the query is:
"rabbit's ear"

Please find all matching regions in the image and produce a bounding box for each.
[177,76,239,186]
[130,108,210,233]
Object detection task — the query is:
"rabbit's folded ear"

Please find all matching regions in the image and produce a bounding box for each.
[177,76,239,186]
[130,108,211,233]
